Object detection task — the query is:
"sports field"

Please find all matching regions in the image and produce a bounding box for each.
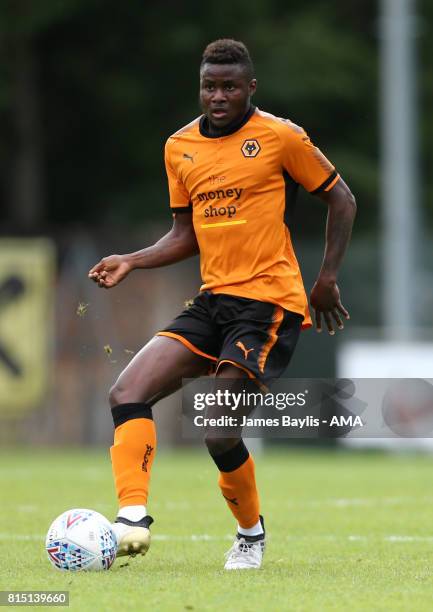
[1,448,433,611]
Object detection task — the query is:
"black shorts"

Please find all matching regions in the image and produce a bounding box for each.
[157,291,302,386]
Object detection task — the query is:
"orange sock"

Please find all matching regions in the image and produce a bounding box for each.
[110,403,156,508]
[212,441,260,529]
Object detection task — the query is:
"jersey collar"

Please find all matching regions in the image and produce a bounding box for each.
[199,105,256,139]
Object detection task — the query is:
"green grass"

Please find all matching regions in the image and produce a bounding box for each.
[1,448,433,611]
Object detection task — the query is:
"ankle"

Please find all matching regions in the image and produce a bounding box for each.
[237,518,264,537]
[117,505,147,522]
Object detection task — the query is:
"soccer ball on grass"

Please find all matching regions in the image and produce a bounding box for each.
[45,509,117,571]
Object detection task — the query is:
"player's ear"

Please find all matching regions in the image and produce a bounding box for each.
[249,79,257,96]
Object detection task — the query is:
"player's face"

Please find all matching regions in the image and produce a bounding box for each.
[200,63,257,128]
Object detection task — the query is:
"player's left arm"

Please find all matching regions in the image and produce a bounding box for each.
[310,177,357,334]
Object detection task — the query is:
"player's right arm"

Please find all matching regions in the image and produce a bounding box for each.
[88,211,198,288]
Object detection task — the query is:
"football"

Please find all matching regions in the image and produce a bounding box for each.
[45,509,117,571]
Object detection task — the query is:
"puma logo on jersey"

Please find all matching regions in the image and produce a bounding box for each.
[183,152,197,163]
[236,341,254,360]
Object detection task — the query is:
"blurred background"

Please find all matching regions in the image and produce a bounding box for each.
[0,0,432,448]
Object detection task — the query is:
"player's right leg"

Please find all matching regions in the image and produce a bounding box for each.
[108,335,209,556]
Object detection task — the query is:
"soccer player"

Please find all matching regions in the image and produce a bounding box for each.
[89,39,356,570]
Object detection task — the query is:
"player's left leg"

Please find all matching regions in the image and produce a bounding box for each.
[205,296,303,569]
[205,364,265,570]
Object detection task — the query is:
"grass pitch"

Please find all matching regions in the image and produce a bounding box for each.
[1,447,433,611]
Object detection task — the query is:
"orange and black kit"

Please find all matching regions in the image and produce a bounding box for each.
[110,403,156,508]
[164,104,340,326]
[210,439,260,529]
[159,292,302,386]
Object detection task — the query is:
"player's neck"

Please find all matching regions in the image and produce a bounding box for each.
[201,104,255,139]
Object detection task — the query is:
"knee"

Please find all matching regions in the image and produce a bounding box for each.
[109,376,155,408]
[109,382,131,408]
[204,435,239,457]
[108,384,120,408]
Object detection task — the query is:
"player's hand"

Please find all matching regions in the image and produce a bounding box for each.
[310,276,350,335]
[88,254,133,288]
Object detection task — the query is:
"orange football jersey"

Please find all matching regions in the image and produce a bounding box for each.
[164,106,340,328]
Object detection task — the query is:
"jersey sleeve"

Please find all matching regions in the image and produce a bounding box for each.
[164,140,192,212]
[280,122,339,193]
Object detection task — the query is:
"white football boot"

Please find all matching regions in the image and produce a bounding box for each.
[224,515,265,570]
[112,515,153,557]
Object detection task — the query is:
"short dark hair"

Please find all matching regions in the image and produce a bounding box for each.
[201,39,255,80]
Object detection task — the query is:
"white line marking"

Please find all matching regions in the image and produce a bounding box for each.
[2,533,433,544]
[286,496,433,508]
[0,534,44,541]
[385,535,433,542]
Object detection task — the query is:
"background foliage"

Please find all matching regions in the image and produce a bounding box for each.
[0,0,431,233]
